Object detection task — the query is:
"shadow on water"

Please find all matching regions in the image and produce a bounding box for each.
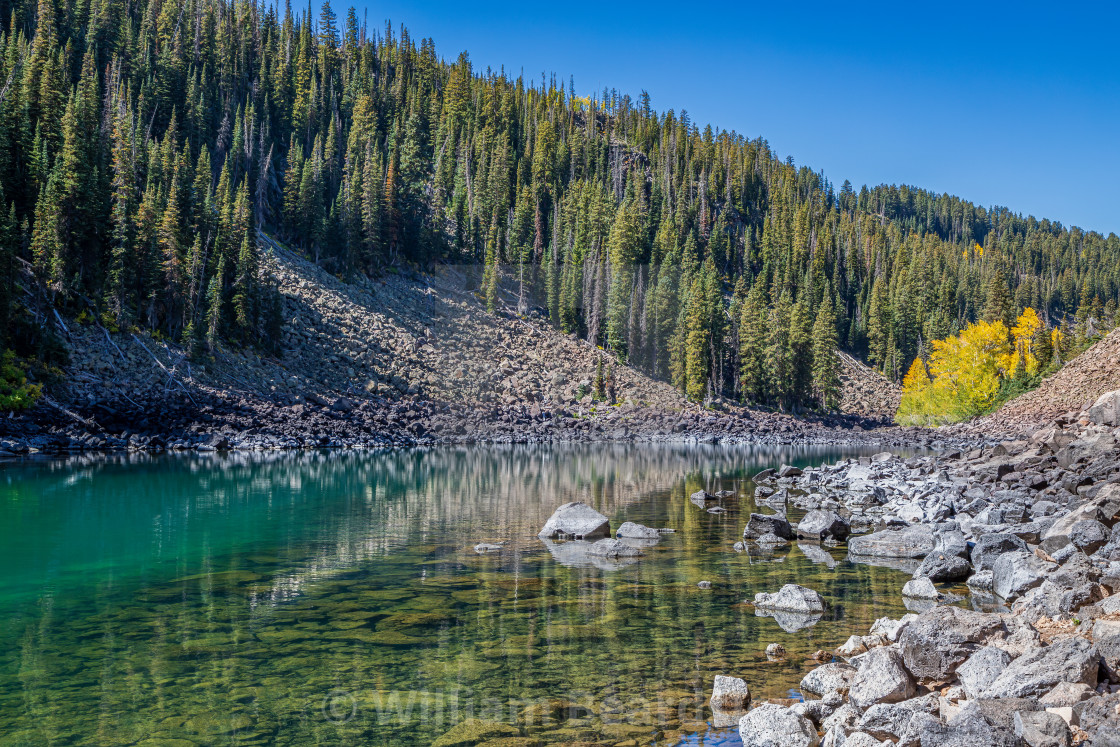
[0,443,925,745]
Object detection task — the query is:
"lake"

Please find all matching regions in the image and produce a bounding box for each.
[0,444,924,745]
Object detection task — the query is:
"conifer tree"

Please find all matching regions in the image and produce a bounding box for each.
[811,296,840,410]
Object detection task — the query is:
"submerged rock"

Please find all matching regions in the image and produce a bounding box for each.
[537,501,610,539]
[431,718,521,747]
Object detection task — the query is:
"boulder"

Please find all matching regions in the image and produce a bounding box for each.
[902,577,938,599]
[848,647,916,710]
[1041,500,1112,554]
[614,521,661,540]
[710,674,751,710]
[744,512,794,540]
[800,663,858,696]
[585,538,643,558]
[843,733,890,747]
[898,606,1006,682]
[538,502,610,539]
[1013,710,1073,747]
[796,510,851,541]
[1087,389,1120,427]
[992,550,1055,601]
[981,637,1098,699]
[778,465,804,478]
[970,532,1030,572]
[905,705,1019,747]
[754,584,826,614]
[956,646,1011,699]
[849,525,936,559]
[1095,633,1120,682]
[1041,682,1096,708]
[1069,519,1110,554]
[738,704,819,747]
[915,552,972,582]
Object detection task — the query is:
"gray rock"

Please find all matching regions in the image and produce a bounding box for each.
[857,697,938,741]
[1087,389,1120,427]
[848,647,916,710]
[906,704,1019,747]
[970,532,1029,572]
[1013,710,1073,747]
[697,580,712,589]
[843,733,889,747]
[744,512,794,540]
[981,637,1098,699]
[778,464,804,478]
[538,501,610,539]
[797,510,851,541]
[898,606,1006,682]
[738,703,819,747]
[1041,500,1111,554]
[956,646,1011,699]
[1069,519,1110,554]
[991,550,1055,601]
[967,569,994,591]
[474,543,503,553]
[1095,633,1120,682]
[915,552,972,582]
[614,521,661,539]
[849,525,936,559]
[710,674,751,709]
[754,584,826,614]
[902,577,939,599]
[585,538,644,558]
[755,531,789,546]
[800,663,858,696]
[1039,682,1096,708]
[539,538,641,571]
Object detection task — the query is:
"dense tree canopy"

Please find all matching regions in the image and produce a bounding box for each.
[0,0,1118,410]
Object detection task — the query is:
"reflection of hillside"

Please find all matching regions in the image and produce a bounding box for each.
[0,444,888,600]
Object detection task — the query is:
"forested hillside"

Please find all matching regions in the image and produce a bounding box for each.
[1,0,1118,412]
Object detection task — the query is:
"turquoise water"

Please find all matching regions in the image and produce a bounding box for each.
[0,445,920,745]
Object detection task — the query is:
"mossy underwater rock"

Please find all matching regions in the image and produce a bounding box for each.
[431,718,523,747]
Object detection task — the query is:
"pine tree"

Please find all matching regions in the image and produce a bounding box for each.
[811,296,840,410]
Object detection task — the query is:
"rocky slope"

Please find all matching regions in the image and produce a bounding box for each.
[978,328,1120,433]
[837,351,902,422]
[716,391,1120,746]
[0,236,931,453]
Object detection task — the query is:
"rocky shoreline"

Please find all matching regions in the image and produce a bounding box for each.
[714,390,1120,746]
[0,387,983,457]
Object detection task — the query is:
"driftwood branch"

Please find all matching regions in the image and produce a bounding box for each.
[41,395,103,432]
[130,333,198,406]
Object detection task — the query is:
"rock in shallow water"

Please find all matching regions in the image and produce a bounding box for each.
[744,512,793,540]
[537,501,610,539]
[754,584,825,613]
[902,577,938,599]
[614,521,660,539]
[849,525,936,559]
[710,674,751,709]
[738,703,819,747]
[796,509,850,540]
[914,551,972,581]
[800,662,857,696]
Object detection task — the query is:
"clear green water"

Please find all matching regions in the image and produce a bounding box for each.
[0,444,921,746]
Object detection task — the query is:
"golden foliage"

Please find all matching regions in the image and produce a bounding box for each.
[896,309,1042,425]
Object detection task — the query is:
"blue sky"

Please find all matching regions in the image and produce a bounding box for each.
[352,1,1119,236]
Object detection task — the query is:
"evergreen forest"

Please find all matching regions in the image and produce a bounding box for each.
[2,0,1118,411]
